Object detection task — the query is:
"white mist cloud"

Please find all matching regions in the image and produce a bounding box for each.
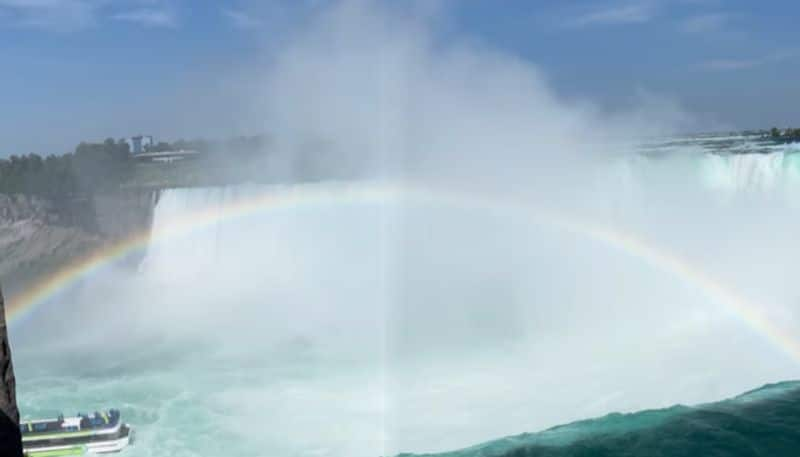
[254,0,686,191]
[0,0,95,30]
[0,0,179,30]
[222,7,260,30]
[22,2,800,457]
[679,12,729,33]
[698,49,800,71]
[112,7,175,28]
[562,1,657,28]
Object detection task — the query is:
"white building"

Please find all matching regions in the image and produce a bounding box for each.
[125,135,154,155]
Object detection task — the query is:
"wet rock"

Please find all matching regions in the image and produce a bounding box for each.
[0,285,22,456]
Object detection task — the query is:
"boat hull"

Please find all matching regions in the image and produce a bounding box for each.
[24,424,132,456]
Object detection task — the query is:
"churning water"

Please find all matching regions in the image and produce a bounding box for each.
[11,135,800,456]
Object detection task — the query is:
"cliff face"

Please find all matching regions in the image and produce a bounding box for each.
[0,195,101,296]
[0,190,157,297]
[0,194,56,225]
[0,287,17,424]
[0,286,22,457]
[93,190,158,242]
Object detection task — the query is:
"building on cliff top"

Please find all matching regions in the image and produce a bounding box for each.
[125,135,154,155]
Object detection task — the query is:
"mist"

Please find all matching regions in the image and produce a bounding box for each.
[252,1,692,187]
[11,2,800,457]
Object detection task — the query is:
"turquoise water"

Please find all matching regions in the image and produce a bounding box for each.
[13,135,800,456]
[402,382,800,457]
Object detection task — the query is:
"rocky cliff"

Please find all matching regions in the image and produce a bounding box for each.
[0,191,157,298]
[0,286,22,456]
[93,189,159,242]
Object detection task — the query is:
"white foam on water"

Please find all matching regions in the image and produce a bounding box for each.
[15,175,800,456]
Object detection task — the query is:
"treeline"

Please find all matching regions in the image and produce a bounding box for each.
[769,127,800,141]
[0,154,77,198]
[0,138,131,198]
[0,135,270,198]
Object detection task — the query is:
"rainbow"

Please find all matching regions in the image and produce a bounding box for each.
[7,181,800,362]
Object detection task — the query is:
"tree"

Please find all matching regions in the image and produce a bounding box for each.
[146,142,172,153]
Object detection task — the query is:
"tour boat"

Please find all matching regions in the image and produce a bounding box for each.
[21,409,133,456]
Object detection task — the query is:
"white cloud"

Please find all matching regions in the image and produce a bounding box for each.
[700,58,759,71]
[0,0,78,6]
[679,12,728,33]
[0,0,96,31]
[0,0,177,30]
[564,2,657,28]
[222,8,260,30]
[112,8,176,28]
[699,50,799,71]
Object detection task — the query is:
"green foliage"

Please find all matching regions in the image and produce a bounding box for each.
[0,138,131,198]
[0,135,271,198]
[0,153,78,198]
[72,138,133,193]
[767,127,800,140]
[146,141,173,153]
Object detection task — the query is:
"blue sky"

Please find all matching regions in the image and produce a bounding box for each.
[1,0,799,156]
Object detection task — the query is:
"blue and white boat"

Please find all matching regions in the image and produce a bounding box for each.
[21,409,133,456]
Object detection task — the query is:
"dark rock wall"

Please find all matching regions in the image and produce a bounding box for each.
[93,189,159,241]
[0,189,158,302]
[0,287,17,424]
[0,190,158,240]
[0,286,22,457]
